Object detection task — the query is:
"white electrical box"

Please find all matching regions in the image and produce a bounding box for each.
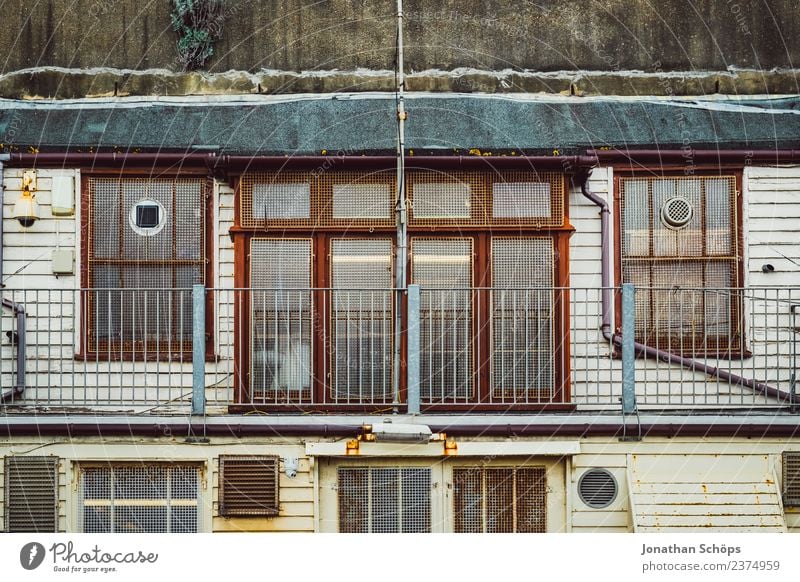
[52,249,74,274]
[51,175,75,216]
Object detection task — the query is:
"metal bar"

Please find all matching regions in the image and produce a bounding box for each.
[191,284,206,415]
[621,283,637,414]
[407,284,421,415]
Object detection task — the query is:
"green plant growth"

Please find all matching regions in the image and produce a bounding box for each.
[171,0,227,70]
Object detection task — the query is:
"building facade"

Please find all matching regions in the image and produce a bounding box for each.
[0,0,799,533]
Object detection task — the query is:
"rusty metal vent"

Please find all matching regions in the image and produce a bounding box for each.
[783,452,800,507]
[87,178,206,355]
[578,468,617,509]
[79,464,199,533]
[453,466,546,533]
[4,456,58,532]
[219,456,279,517]
[660,196,694,229]
[338,467,431,533]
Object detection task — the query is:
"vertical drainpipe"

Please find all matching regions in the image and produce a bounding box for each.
[0,153,8,287]
[392,0,407,410]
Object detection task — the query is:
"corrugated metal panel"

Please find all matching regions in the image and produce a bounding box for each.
[337,467,431,533]
[453,466,546,533]
[219,456,279,517]
[4,456,58,533]
[79,464,199,533]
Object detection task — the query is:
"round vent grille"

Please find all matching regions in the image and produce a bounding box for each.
[660,196,694,228]
[578,468,618,509]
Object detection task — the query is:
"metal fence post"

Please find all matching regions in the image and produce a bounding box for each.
[621,283,637,414]
[407,284,421,415]
[192,285,206,415]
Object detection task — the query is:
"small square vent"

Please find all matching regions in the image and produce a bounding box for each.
[219,456,280,517]
[783,451,800,506]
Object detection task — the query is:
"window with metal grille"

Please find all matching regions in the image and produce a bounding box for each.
[453,466,547,533]
[250,239,313,401]
[491,238,555,400]
[86,178,206,356]
[330,239,394,402]
[79,464,200,533]
[218,456,279,517]
[412,238,473,402]
[4,456,58,532]
[338,467,431,533]
[619,175,741,353]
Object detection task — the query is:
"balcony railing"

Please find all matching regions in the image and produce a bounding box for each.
[0,286,796,414]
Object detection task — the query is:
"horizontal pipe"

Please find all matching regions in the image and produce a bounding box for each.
[6,152,598,172]
[588,148,800,164]
[1,420,799,438]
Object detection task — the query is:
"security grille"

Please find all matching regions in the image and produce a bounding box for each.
[412,238,473,402]
[620,175,740,352]
[79,464,199,533]
[250,239,313,401]
[4,456,58,532]
[240,171,395,228]
[491,238,555,400]
[218,456,279,517]
[783,452,800,507]
[338,467,431,533]
[87,178,206,355]
[492,181,552,220]
[411,181,472,219]
[577,469,618,509]
[453,466,546,533]
[330,239,393,402]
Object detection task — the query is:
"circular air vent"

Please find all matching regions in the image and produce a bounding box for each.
[578,468,618,509]
[129,199,166,236]
[660,196,694,229]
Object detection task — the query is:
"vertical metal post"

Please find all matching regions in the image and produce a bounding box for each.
[407,284,420,415]
[621,283,637,414]
[192,284,206,415]
[15,303,25,394]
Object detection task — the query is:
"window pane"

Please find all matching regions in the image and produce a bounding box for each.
[331,240,393,402]
[492,182,551,218]
[332,183,393,218]
[252,182,311,219]
[250,239,312,399]
[412,181,471,219]
[705,177,733,255]
[412,239,473,402]
[491,238,554,400]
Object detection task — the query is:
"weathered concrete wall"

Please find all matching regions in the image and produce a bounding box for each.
[1,0,798,74]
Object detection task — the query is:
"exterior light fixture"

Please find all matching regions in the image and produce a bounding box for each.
[13,170,40,228]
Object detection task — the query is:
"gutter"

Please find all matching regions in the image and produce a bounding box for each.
[589,148,800,165]
[576,168,792,403]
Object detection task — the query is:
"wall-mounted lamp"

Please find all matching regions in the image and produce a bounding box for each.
[13,170,40,228]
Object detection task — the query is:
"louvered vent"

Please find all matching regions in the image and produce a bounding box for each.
[578,468,618,509]
[219,456,280,517]
[782,452,800,507]
[4,456,58,532]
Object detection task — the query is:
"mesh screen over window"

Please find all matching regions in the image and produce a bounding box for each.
[620,175,740,352]
[412,238,473,402]
[453,466,546,533]
[330,239,393,402]
[87,178,205,355]
[79,464,199,533]
[338,467,431,533]
[491,238,555,400]
[250,239,313,400]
